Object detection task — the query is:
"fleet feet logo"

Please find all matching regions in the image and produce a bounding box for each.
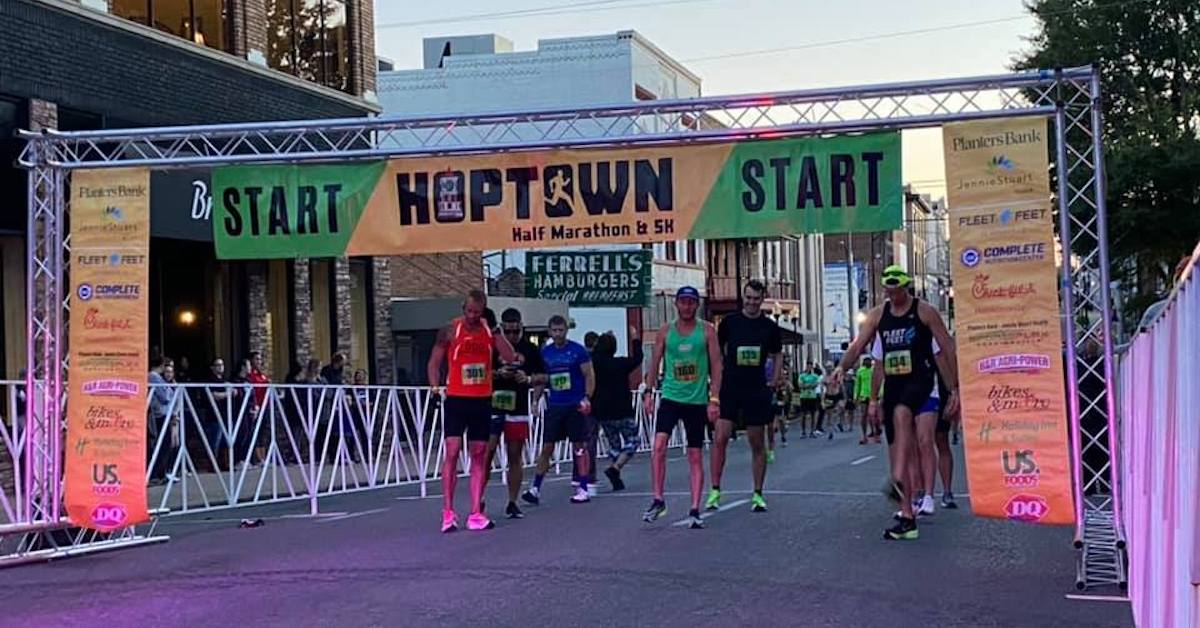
[1003,493,1048,523]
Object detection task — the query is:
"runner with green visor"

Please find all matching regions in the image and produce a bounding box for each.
[881,266,911,288]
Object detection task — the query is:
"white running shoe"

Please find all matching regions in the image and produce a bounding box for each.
[918,495,936,516]
[570,487,591,503]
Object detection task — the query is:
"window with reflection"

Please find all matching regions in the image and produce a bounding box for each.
[267,0,352,93]
[110,0,228,51]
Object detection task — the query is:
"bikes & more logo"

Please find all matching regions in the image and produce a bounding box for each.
[1004,493,1049,523]
[1001,449,1040,488]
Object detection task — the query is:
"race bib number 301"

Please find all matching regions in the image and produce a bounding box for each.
[736,346,762,367]
[462,363,487,385]
[884,351,913,376]
[550,372,572,391]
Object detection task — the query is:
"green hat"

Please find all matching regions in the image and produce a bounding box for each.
[881,265,911,287]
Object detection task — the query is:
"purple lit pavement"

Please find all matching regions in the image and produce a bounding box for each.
[0,435,1133,627]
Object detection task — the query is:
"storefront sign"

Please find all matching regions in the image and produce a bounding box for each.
[943,117,1073,525]
[525,250,652,307]
[149,169,212,241]
[211,133,902,258]
[65,168,152,531]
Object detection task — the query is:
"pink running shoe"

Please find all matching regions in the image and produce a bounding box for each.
[467,512,495,531]
[441,509,459,533]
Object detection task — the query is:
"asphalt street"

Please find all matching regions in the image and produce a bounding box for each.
[0,428,1133,627]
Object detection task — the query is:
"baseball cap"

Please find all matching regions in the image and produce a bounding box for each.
[881,265,911,287]
[676,286,701,301]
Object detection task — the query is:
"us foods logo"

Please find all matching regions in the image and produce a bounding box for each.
[1001,449,1040,488]
[91,463,120,497]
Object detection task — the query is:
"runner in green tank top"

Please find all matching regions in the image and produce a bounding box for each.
[662,320,710,404]
[641,286,722,529]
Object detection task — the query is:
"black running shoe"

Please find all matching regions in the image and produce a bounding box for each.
[605,467,626,492]
[521,488,540,506]
[941,493,959,510]
[642,499,668,523]
[884,516,919,540]
[505,502,524,519]
[687,508,704,529]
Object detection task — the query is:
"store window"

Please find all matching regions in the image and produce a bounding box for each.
[111,0,228,51]
[267,0,352,93]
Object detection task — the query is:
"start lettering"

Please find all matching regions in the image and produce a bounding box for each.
[222,184,343,237]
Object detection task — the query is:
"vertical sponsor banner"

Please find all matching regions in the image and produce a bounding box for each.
[943,117,1074,525]
[65,168,151,531]
[822,263,861,353]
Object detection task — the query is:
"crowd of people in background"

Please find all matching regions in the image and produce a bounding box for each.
[144,349,369,484]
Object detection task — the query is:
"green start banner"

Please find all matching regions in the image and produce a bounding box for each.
[525,250,652,307]
[212,133,902,258]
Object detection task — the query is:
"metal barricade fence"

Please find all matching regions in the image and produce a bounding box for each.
[139,384,679,516]
[1117,244,1199,628]
[0,382,29,525]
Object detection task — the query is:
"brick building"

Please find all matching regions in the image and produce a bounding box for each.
[0,0,394,383]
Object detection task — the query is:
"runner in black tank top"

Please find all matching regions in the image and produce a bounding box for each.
[877,296,936,424]
[831,266,961,542]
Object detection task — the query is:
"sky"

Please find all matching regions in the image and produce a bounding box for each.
[372,0,1041,200]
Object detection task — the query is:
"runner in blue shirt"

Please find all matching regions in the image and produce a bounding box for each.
[523,315,596,505]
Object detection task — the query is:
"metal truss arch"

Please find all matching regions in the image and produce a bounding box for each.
[15,66,1123,589]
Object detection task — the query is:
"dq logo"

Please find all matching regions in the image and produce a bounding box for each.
[1004,494,1049,523]
[1001,449,1040,488]
[90,503,128,529]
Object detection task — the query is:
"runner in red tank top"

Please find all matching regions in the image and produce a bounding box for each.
[427,290,517,533]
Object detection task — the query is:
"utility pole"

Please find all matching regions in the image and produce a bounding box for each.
[845,232,855,344]
[734,239,745,311]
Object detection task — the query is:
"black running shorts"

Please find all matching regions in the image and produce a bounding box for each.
[544,404,589,443]
[654,399,708,448]
[443,396,492,443]
[719,386,773,427]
